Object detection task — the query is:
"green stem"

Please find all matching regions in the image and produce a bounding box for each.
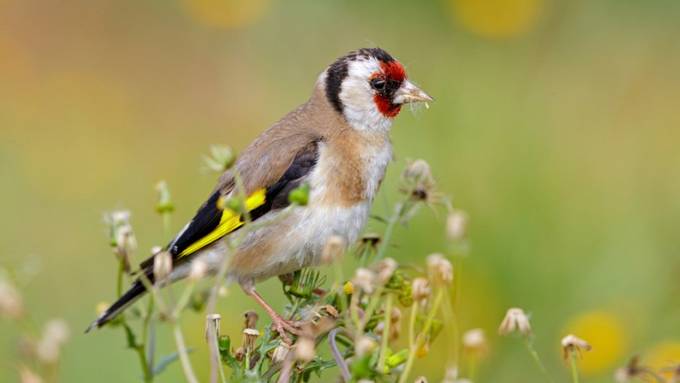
[569,351,580,383]
[377,293,393,372]
[333,261,347,315]
[162,212,171,242]
[143,297,155,379]
[524,338,554,383]
[135,344,153,383]
[441,288,459,369]
[116,259,125,297]
[373,201,406,263]
[468,356,478,381]
[399,288,445,383]
[358,285,385,334]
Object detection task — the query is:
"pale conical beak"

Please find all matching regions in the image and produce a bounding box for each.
[393,80,433,104]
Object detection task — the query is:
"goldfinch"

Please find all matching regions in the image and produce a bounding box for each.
[87,47,432,336]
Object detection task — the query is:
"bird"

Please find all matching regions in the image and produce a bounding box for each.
[87,47,432,337]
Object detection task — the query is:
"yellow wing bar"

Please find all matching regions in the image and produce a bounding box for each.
[178,189,266,257]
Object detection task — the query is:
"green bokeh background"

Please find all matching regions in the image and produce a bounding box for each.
[1,0,679,381]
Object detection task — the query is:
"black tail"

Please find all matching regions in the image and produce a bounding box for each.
[85,280,147,333]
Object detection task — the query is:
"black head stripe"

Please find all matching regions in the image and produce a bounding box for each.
[325,58,348,113]
[325,47,395,113]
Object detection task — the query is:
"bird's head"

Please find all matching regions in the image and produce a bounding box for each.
[322,48,432,133]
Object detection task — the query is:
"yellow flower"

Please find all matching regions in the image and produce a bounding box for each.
[645,341,680,380]
[181,0,270,29]
[449,0,543,39]
[343,281,354,295]
[563,311,628,375]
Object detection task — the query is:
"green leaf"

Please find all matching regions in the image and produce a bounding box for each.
[123,323,138,349]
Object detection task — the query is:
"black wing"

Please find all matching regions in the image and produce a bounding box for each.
[138,140,320,270]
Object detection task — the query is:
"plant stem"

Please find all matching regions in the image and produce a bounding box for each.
[116,259,125,297]
[569,351,580,383]
[373,201,406,263]
[399,288,445,383]
[173,324,199,383]
[143,298,155,376]
[524,338,554,383]
[377,293,393,372]
[135,343,153,383]
[358,285,385,334]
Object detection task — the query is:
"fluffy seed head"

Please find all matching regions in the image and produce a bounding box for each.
[426,253,453,285]
[295,337,316,362]
[153,251,172,282]
[189,260,208,281]
[463,328,488,355]
[374,257,398,284]
[446,210,468,241]
[352,268,377,294]
[0,277,23,319]
[355,336,377,357]
[411,277,431,304]
[561,334,592,359]
[498,307,532,336]
[36,319,70,364]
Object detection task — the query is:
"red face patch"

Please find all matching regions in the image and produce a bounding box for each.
[372,60,407,118]
[380,61,406,83]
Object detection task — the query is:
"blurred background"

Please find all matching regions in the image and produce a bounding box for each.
[1,0,679,381]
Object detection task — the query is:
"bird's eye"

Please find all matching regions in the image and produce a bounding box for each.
[370,78,386,91]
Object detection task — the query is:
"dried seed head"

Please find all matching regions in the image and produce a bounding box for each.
[426,253,453,285]
[352,268,377,294]
[441,366,459,383]
[188,260,208,282]
[402,159,434,189]
[205,313,221,341]
[321,304,339,318]
[614,356,644,383]
[411,277,431,304]
[463,328,488,355]
[36,319,70,364]
[271,342,291,364]
[294,337,315,362]
[152,251,172,282]
[374,258,398,284]
[321,235,346,264]
[498,307,532,336]
[561,334,592,360]
[0,277,23,319]
[19,366,43,383]
[242,328,260,352]
[243,311,259,329]
[106,210,136,271]
[355,336,377,357]
[446,210,468,241]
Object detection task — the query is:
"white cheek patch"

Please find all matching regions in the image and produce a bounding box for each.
[339,58,393,133]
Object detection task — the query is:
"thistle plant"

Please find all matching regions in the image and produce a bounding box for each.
[1,266,71,383]
[94,147,680,383]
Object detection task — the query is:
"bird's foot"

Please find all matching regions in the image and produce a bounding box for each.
[271,315,302,344]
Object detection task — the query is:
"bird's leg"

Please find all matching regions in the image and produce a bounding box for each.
[241,283,301,343]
